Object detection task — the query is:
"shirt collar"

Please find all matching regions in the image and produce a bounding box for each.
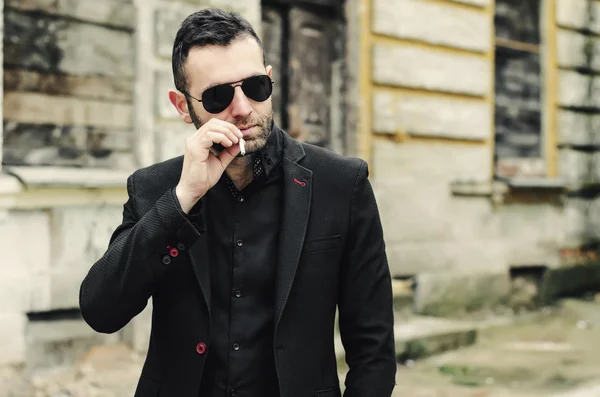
[256,122,283,178]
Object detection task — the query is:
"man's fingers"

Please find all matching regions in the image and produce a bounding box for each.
[217,144,241,168]
[208,118,243,140]
[200,131,235,149]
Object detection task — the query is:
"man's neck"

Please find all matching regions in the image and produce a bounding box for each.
[225,155,254,191]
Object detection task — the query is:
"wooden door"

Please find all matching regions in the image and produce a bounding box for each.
[261,0,346,152]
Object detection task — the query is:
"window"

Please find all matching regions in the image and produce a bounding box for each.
[493,0,544,178]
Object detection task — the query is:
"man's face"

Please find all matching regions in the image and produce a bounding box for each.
[170,36,273,155]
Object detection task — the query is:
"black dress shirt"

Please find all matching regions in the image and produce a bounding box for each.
[198,127,284,397]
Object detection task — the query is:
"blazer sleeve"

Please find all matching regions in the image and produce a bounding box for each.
[79,174,204,334]
[338,161,396,397]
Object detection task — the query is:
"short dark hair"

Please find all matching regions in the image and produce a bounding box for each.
[172,8,265,93]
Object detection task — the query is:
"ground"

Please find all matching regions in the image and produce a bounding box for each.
[388,299,600,397]
[3,299,600,397]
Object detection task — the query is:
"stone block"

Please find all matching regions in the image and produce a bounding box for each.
[12,206,120,311]
[372,91,491,140]
[373,0,490,52]
[0,274,32,313]
[4,9,134,77]
[371,139,492,183]
[0,211,51,275]
[372,140,495,250]
[155,70,179,119]
[0,313,27,365]
[154,1,261,59]
[385,240,507,277]
[3,122,133,168]
[374,180,500,245]
[558,148,600,186]
[48,268,91,310]
[121,303,153,354]
[86,150,137,171]
[556,0,600,34]
[558,70,600,109]
[413,272,511,316]
[558,110,600,146]
[563,198,600,242]
[447,0,490,6]
[25,318,107,371]
[557,30,600,72]
[540,263,600,305]
[496,204,567,267]
[154,5,192,59]
[50,206,122,270]
[372,91,397,135]
[373,44,490,96]
[4,69,133,102]
[6,0,135,29]
[4,92,133,129]
[399,326,477,361]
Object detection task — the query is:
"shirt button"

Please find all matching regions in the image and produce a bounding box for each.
[161,255,172,265]
[236,240,243,247]
[238,196,244,203]
[233,343,240,351]
[234,290,242,298]
[176,242,186,251]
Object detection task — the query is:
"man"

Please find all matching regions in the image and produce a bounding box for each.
[79,8,396,397]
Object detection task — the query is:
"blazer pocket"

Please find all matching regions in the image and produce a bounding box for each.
[302,234,342,253]
[314,386,341,397]
[134,375,161,397]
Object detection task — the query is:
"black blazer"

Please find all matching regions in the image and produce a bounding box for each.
[79,128,396,397]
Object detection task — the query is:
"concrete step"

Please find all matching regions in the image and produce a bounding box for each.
[335,315,508,365]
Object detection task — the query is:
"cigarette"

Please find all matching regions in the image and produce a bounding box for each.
[239,139,246,156]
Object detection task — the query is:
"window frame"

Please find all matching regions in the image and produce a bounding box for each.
[492,0,556,180]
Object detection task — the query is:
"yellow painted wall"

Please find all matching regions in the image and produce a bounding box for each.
[358,0,559,179]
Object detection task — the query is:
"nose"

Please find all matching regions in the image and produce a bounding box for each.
[229,86,252,118]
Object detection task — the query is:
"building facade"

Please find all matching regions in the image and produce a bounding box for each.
[0,0,596,371]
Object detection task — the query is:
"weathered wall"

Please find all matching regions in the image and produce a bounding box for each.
[2,0,136,169]
[368,0,504,277]
[0,0,261,368]
[367,0,582,301]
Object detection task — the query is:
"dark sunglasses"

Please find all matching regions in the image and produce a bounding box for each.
[186,74,274,114]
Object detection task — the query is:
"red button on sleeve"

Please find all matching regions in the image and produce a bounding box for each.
[196,342,207,355]
[166,245,179,258]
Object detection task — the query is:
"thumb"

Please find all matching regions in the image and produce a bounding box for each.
[218,144,241,168]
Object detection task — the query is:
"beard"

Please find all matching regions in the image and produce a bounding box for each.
[187,97,273,157]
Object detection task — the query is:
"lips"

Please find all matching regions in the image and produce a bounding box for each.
[239,125,256,136]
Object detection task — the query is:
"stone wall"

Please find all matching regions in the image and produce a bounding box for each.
[0,0,261,368]
[368,0,584,305]
[555,0,600,246]
[2,0,136,169]
[368,0,503,277]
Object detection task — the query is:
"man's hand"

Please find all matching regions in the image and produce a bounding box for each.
[175,119,243,213]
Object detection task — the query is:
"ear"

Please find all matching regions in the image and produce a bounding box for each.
[266,65,273,79]
[168,90,193,124]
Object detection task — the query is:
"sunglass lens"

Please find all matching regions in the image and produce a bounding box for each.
[242,75,272,102]
[202,85,234,113]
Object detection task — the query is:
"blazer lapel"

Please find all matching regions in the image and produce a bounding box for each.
[187,200,211,315]
[274,135,312,331]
